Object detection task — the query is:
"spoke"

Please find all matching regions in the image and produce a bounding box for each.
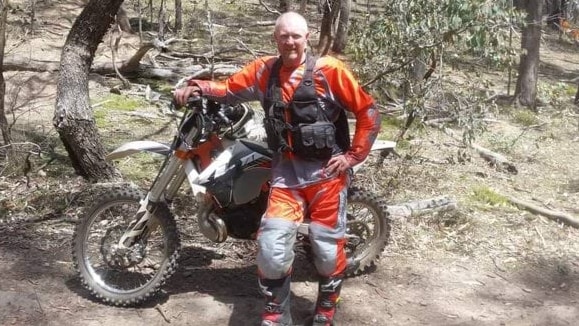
[346,199,379,256]
[82,199,167,294]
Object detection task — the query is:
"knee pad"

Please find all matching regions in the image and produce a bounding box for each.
[309,222,346,276]
[257,218,298,279]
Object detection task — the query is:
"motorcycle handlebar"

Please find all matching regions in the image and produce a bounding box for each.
[175,95,247,131]
[223,104,246,121]
[169,96,202,112]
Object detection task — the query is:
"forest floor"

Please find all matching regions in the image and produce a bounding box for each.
[1,1,579,326]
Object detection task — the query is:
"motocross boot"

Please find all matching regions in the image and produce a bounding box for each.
[259,275,293,326]
[310,275,343,326]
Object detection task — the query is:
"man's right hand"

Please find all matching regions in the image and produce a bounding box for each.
[173,85,202,107]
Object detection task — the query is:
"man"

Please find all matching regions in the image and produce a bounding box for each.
[174,11,380,326]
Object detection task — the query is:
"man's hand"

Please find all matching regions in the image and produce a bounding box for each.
[324,154,351,176]
[173,85,201,107]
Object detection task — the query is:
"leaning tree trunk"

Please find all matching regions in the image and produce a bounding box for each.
[0,0,10,145]
[53,0,123,181]
[514,0,543,110]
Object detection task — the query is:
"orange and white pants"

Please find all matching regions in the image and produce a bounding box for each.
[256,173,350,279]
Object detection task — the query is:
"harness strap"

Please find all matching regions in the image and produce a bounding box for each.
[265,53,318,117]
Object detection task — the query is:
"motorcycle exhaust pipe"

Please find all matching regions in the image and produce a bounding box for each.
[197,200,228,243]
[199,213,228,243]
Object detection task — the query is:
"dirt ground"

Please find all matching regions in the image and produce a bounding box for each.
[1,1,579,326]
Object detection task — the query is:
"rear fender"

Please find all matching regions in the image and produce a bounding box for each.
[106,141,171,161]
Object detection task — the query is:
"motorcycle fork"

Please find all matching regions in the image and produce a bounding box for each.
[118,154,187,248]
[117,133,221,248]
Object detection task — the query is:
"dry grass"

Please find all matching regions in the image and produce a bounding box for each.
[373,101,579,275]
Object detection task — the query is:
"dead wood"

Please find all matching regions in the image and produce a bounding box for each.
[2,40,242,82]
[3,57,60,72]
[0,55,241,81]
[425,120,518,174]
[117,42,157,72]
[471,143,518,174]
[505,195,579,228]
[225,20,276,28]
[387,196,458,219]
[110,23,131,90]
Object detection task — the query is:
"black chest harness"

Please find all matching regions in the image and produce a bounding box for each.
[263,55,350,160]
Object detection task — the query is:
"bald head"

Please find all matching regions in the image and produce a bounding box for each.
[274,12,309,35]
[273,12,310,68]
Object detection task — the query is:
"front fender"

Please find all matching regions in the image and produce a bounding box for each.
[371,139,396,152]
[106,141,171,161]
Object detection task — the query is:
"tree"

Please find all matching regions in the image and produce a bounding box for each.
[317,0,339,55]
[347,0,524,144]
[53,0,123,181]
[514,0,543,110]
[279,0,292,12]
[331,0,351,54]
[175,0,182,31]
[0,0,9,145]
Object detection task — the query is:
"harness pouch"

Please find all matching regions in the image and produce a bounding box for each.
[264,54,342,159]
[263,117,292,153]
[292,120,335,160]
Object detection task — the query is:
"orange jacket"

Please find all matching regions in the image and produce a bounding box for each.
[190,56,380,163]
[189,55,380,186]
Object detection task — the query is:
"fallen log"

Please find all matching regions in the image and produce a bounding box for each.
[505,195,579,228]
[471,144,518,174]
[3,55,242,81]
[3,57,60,72]
[424,120,518,174]
[387,196,458,219]
[93,61,241,81]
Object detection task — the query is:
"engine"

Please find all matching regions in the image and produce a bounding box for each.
[221,190,268,240]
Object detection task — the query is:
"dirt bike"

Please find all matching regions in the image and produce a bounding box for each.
[71,97,395,306]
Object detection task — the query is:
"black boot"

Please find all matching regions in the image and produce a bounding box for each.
[259,275,293,326]
[310,276,343,326]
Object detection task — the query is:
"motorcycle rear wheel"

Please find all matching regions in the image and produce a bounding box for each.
[72,187,180,306]
[345,186,391,276]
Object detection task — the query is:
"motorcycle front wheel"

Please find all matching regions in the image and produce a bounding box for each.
[72,187,180,306]
[345,186,391,277]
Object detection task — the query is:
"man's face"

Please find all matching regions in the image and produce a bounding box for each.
[274,18,309,68]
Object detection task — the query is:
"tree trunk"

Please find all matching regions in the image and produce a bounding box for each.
[0,0,9,145]
[317,0,339,55]
[331,0,350,54]
[174,0,182,31]
[279,0,292,12]
[514,0,543,110]
[299,0,307,14]
[117,5,133,34]
[29,0,36,33]
[53,0,123,181]
[158,0,166,40]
